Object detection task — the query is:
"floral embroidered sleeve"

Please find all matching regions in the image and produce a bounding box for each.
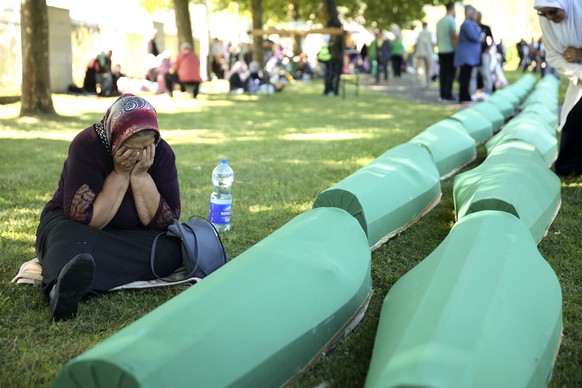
[147,197,180,229]
[61,135,107,225]
[69,184,96,223]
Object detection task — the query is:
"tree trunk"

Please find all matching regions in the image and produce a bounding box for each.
[20,0,55,116]
[325,0,341,27]
[173,0,194,53]
[251,0,263,65]
[321,0,330,27]
[288,0,301,55]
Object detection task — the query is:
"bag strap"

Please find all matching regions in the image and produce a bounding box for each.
[176,220,201,278]
[150,231,171,281]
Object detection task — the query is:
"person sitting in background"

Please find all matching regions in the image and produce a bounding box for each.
[247,61,264,93]
[111,64,125,96]
[83,50,113,95]
[226,59,250,93]
[145,51,173,94]
[36,94,184,322]
[291,52,313,80]
[165,43,202,98]
[96,50,114,96]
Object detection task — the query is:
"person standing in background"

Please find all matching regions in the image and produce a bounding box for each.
[376,33,391,84]
[326,29,345,96]
[414,22,436,88]
[147,30,160,57]
[390,29,404,78]
[317,35,332,94]
[475,11,494,97]
[367,34,379,80]
[454,5,482,104]
[436,2,458,101]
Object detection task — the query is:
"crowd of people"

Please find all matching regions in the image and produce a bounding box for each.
[78,36,318,98]
[344,3,508,105]
[434,2,509,104]
[515,37,558,77]
[71,2,575,118]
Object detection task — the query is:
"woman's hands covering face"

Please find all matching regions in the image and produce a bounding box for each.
[113,143,155,177]
[113,145,140,177]
[132,143,156,176]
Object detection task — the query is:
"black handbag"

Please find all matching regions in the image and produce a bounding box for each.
[151,216,228,280]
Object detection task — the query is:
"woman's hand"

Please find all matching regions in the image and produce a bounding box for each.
[132,143,156,177]
[113,146,139,177]
[563,47,582,63]
[130,143,160,226]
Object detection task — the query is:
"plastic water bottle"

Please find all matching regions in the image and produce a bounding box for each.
[209,159,234,232]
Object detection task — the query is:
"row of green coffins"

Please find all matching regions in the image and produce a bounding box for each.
[365,74,563,387]
[53,74,561,387]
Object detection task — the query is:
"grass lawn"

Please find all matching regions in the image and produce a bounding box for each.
[0,74,580,387]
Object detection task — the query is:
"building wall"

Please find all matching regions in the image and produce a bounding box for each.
[48,6,73,92]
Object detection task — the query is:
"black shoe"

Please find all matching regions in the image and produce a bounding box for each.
[50,253,95,322]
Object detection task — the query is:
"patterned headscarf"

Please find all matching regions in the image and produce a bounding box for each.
[94,94,160,155]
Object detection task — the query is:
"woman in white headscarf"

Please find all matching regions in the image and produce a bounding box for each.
[534,0,582,176]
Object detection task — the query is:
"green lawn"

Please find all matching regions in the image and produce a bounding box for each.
[0,75,580,387]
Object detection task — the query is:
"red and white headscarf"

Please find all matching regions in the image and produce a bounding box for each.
[95,94,160,155]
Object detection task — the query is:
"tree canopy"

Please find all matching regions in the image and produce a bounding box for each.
[211,0,450,30]
[141,0,450,30]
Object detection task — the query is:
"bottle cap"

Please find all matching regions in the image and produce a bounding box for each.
[220,159,228,164]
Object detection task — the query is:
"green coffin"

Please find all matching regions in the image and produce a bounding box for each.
[408,119,477,179]
[536,74,561,90]
[505,112,556,135]
[54,207,373,388]
[517,73,537,89]
[485,118,558,166]
[365,210,563,388]
[454,140,561,242]
[522,76,559,115]
[522,91,559,115]
[494,88,521,107]
[519,102,559,130]
[487,92,515,118]
[504,83,529,102]
[471,101,505,131]
[450,108,494,144]
[313,143,441,250]
[505,74,536,101]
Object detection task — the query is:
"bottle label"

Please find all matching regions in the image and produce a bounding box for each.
[209,201,231,225]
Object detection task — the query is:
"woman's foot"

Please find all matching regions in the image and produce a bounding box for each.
[50,253,95,322]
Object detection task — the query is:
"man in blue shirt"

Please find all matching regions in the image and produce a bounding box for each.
[454,5,482,103]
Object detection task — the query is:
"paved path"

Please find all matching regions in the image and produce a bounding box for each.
[357,72,463,107]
